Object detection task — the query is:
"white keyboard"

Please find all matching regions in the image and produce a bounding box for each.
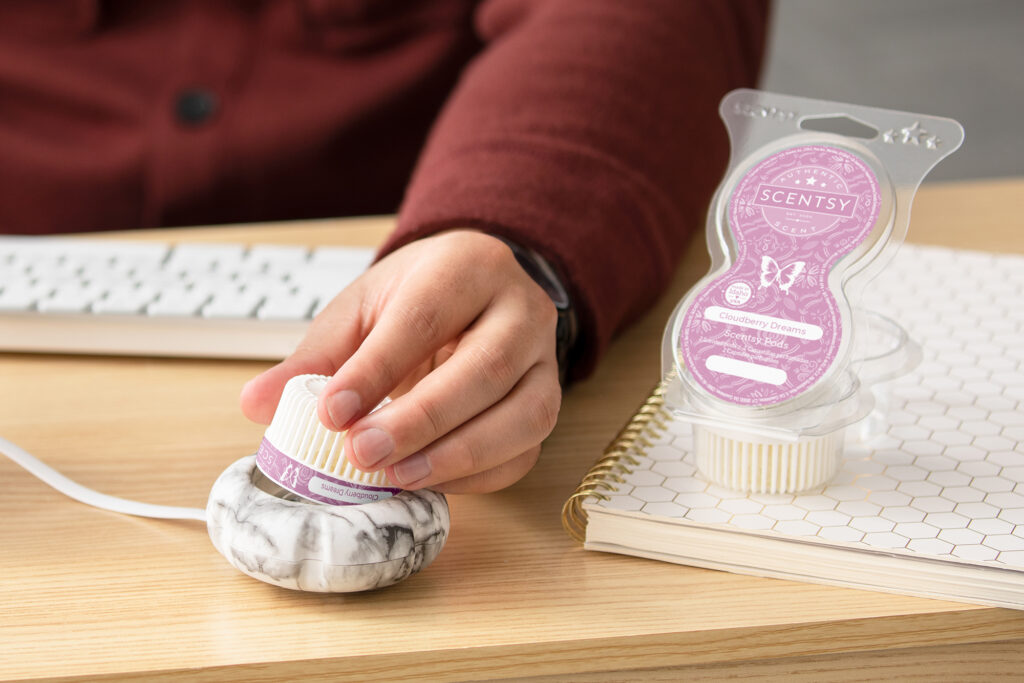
[0,236,375,359]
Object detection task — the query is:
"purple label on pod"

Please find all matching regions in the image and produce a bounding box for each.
[255,437,401,505]
[680,144,881,406]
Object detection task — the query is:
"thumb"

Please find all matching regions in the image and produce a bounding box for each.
[240,273,374,424]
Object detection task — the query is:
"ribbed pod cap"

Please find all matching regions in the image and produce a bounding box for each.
[694,425,844,495]
[255,374,400,505]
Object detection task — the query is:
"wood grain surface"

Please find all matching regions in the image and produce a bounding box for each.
[1,180,1023,681]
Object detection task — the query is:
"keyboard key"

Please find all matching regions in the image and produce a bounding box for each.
[165,243,246,272]
[258,293,316,320]
[246,245,310,269]
[0,277,55,302]
[203,290,264,319]
[83,269,137,290]
[238,277,292,300]
[180,270,237,290]
[289,266,358,298]
[147,287,211,317]
[102,242,169,263]
[92,288,158,314]
[37,283,107,313]
[0,287,42,311]
[135,268,188,289]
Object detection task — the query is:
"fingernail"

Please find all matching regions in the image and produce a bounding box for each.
[351,428,394,469]
[326,390,361,430]
[393,452,431,486]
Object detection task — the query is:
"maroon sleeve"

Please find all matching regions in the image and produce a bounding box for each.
[381,0,770,379]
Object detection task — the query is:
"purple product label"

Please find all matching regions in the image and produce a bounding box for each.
[680,145,881,406]
[255,437,401,506]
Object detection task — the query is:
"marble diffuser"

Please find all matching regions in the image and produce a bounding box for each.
[206,374,450,592]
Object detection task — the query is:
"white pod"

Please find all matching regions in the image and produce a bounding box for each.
[256,374,400,505]
[694,425,844,494]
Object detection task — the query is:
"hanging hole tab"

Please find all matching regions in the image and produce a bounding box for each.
[799,114,879,139]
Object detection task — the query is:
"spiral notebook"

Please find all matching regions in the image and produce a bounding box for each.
[563,244,1024,610]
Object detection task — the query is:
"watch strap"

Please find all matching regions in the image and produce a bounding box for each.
[494,236,578,383]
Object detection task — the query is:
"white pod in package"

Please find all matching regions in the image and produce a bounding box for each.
[662,90,963,493]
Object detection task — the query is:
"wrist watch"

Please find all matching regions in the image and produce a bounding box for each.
[494,237,578,384]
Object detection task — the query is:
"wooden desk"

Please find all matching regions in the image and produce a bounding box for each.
[2,179,1023,681]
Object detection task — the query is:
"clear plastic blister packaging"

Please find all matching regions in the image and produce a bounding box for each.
[662,89,964,494]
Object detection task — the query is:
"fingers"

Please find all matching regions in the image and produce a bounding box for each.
[381,361,561,492]
[430,448,540,495]
[240,230,563,494]
[241,232,511,431]
[345,294,552,471]
[239,348,338,424]
[317,239,505,431]
[240,281,369,424]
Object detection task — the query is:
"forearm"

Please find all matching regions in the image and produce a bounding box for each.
[384,0,770,379]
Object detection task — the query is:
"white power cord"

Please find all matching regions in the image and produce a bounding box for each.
[0,436,206,522]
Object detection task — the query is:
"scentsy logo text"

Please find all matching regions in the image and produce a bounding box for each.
[753,184,857,217]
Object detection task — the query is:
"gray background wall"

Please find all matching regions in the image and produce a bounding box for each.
[761,0,1023,181]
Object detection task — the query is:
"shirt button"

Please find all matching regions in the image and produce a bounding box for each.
[175,89,218,126]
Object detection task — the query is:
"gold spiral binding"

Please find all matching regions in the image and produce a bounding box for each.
[561,377,671,543]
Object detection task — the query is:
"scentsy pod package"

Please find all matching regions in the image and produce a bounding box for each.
[662,89,963,493]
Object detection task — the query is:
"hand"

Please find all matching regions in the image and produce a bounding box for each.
[240,230,562,493]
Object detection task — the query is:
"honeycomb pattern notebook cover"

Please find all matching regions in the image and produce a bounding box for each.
[564,244,1024,609]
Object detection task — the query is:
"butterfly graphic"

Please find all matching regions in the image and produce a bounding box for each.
[759,256,805,294]
[829,154,856,175]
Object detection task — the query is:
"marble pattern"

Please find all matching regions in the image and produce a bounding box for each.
[207,455,449,592]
